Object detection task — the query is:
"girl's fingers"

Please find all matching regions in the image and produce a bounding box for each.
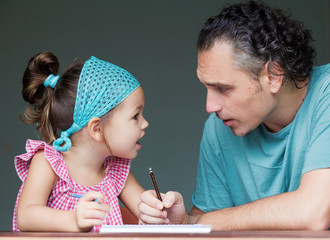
[80,208,108,220]
[138,200,166,218]
[82,191,107,203]
[78,192,111,212]
[76,192,112,229]
[79,218,105,229]
[140,190,165,211]
[139,212,168,224]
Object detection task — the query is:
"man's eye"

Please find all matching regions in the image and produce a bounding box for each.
[218,87,229,93]
[133,114,139,120]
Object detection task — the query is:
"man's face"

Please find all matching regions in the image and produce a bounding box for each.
[197,41,277,136]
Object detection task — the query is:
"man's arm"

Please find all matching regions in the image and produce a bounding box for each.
[192,168,330,230]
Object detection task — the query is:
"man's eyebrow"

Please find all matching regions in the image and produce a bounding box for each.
[204,81,231,88]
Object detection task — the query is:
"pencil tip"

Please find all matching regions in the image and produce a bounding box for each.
[149,167,152,172]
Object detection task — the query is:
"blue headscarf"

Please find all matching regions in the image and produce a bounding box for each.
[53,56,140,151]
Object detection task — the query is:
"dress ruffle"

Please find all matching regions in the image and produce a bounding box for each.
[13,139,131,232]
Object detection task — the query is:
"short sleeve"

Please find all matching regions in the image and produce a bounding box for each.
[303,79,330,173]
[14,140,61,182]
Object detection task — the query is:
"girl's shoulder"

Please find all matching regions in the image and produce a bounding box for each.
[103,157,131,194]
[14,139,68,182]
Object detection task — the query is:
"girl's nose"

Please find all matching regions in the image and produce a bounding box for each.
[142,117,149,129]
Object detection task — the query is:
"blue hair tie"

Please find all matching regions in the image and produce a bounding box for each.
[44,74,60,88]
[53,123,80,151]
[53,131,72,152]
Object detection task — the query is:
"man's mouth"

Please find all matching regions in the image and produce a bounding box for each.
[222,119,234,127]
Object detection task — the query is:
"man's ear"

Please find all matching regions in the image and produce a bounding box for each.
[87,117,103,142]
[265,61,284,94]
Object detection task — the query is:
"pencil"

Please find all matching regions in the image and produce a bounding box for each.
[71,193,99,202]
[148,168,165,211]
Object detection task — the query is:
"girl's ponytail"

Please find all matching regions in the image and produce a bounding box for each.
[21,52,60,142]
[22,52,59,103]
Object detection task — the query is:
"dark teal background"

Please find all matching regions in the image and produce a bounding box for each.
[0,0,329,230]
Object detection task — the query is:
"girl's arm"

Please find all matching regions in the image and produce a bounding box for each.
[118,171,144,218]
[17,151,109,232]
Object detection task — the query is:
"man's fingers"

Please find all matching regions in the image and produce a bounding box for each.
[163,191,183,208]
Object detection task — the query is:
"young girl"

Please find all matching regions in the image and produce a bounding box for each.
[13,52,149,232]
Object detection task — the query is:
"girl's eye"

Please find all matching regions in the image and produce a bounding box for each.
[133,113,139,120]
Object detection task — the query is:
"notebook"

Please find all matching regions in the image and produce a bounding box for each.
[100,224,212,233]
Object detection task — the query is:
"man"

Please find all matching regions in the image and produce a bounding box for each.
[138,1,330,230]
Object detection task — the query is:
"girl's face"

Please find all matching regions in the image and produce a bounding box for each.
[103,86,149,159]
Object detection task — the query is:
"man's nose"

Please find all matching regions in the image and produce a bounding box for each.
[206,90,222,113]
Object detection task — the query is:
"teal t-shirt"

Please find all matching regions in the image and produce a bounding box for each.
[192,64,330,212]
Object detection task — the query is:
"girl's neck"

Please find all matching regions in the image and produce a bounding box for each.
[61,144,108,187]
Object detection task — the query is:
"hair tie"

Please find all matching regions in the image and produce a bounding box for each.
[53,131,72,152]
[53,123,80,152]
[44,74,60,88]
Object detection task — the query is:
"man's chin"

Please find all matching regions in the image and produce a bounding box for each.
[230,127,251,137]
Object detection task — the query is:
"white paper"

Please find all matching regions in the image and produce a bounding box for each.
[100,224,212,233]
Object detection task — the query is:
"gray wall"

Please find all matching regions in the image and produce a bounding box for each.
[0,0,329,231]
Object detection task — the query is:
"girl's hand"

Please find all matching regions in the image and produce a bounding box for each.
[138,190,186,224]
[75,191,111,231]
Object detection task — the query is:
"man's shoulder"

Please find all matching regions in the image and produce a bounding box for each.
[305,64,330,102]
[311,64,330,87]
[313,63,330,73]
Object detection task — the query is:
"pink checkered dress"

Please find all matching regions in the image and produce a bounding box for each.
[12,139,131,232]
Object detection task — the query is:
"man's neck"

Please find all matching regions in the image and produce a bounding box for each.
[263,79,309,133]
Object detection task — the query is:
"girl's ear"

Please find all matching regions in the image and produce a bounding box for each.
[265,62,284,94]
[87,117,103,142]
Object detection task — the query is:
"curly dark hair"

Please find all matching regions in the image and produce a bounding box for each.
[197,0,316,86]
